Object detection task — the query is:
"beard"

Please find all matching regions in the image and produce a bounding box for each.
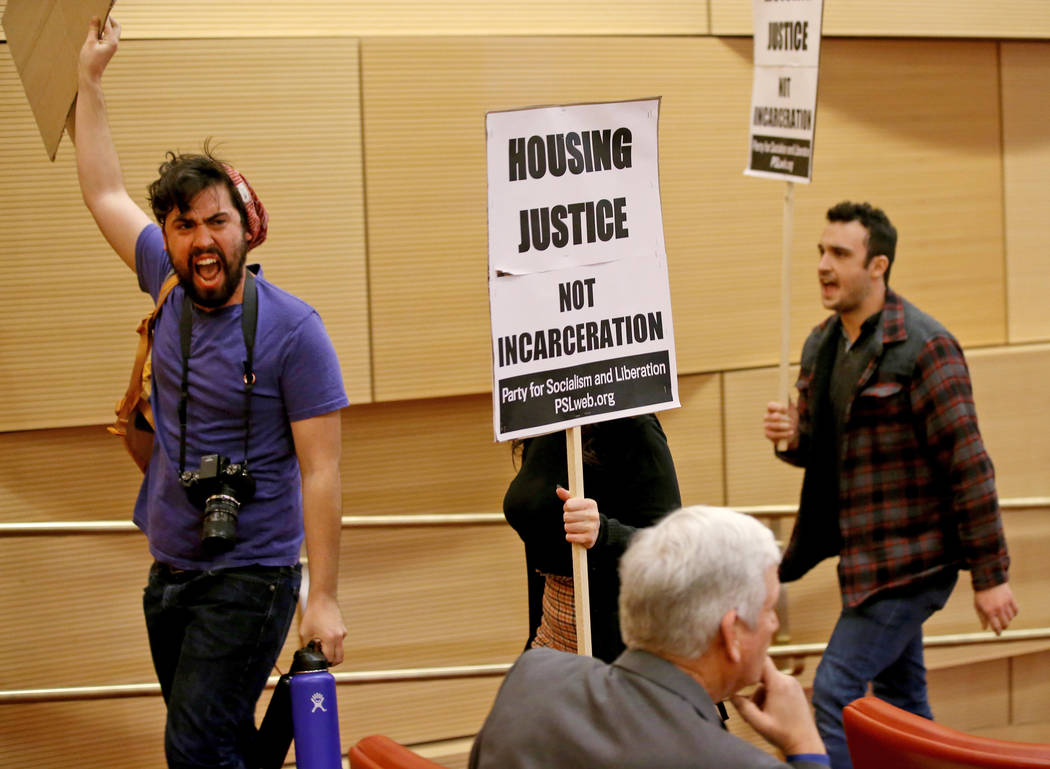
[174,238,249,309]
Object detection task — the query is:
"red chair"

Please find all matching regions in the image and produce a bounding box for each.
[348,735,451,769]
[843,695,1050,769]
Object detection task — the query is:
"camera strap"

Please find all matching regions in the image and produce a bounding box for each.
[177,268,259,474]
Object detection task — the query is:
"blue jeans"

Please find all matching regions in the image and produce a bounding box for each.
[143,562,301,769]
[812,569,957,769]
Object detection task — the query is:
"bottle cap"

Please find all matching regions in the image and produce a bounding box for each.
[292,640,329,672]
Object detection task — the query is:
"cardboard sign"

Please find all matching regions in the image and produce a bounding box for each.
[744,0,824,183]
[2,0,114,160]
[487,98,679,442]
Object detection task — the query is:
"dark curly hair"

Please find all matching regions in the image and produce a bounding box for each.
[146,140,249,232]
[826,201,897,284]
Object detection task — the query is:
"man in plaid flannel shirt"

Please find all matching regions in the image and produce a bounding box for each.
[764,201,1018,769]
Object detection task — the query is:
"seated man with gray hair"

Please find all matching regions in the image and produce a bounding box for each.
[469,506,828,768]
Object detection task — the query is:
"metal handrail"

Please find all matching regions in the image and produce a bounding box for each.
[2,499,1046,704]
[3,628,1048,705]
[0,513,505,535]
[1,497,1046,535]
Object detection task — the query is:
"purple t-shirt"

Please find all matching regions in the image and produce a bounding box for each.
[134,224,348,569]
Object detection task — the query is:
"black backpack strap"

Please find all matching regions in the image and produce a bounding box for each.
[240,270,258,463]
[178,293,194,475]
[176,270,260,475]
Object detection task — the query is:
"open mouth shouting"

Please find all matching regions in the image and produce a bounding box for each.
[193,250,225,288]
[179,242,246,309]
[819,273,838,300]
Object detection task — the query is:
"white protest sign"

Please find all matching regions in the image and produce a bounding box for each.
[745,0,824,182]
[487,99,679,442]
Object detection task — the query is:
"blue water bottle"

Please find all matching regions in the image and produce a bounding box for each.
[289,640,342,768]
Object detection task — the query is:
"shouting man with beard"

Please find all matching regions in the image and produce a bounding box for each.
[77,16,349,769]
[763,201,1017,769]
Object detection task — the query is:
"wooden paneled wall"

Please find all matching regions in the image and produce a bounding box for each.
[1002,43,1050,343]
[362,35,1006,400]
[5,1,1050,40]
[0,36,370,428]
[2,1,1049,767]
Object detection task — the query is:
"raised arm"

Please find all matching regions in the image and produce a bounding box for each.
[76,16,150,270]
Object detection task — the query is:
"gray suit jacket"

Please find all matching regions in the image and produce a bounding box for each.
[469,648,825,769]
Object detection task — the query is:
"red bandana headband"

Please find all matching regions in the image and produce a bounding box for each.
[222,164,269,251]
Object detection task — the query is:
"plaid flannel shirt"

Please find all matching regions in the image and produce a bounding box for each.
[778,290,1010,607]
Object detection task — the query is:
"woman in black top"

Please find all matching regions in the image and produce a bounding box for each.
[503,414,681,663]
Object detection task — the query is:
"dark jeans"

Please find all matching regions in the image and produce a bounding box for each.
[143,562,301,769]
[812,569,958,769]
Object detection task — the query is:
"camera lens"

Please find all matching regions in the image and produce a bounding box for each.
[201,492,240,554]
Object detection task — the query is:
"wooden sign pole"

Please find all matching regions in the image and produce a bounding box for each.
[777,181,795,452]
[566,425,593,656]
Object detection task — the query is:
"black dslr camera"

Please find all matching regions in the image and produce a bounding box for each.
[180,454,255,554]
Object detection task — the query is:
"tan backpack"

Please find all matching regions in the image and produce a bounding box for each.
[109,274,179,472]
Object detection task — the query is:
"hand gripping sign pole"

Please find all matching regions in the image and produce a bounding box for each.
[744,0,824,451]
[566,425,593,656]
